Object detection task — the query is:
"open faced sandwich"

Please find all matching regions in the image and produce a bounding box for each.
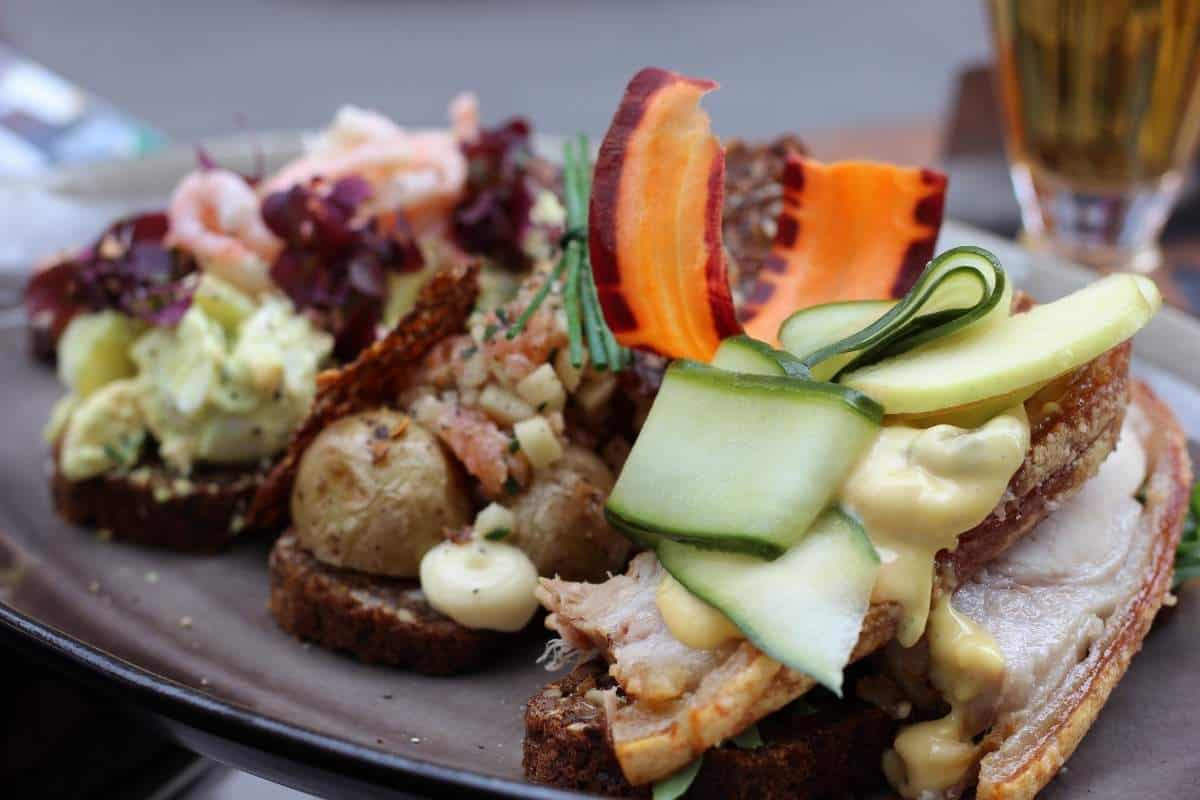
[28,95,563,550]
[521,68,1192,800]
[244,121,822,673]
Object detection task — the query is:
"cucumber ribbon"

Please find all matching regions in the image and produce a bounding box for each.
[794,246,1007,378]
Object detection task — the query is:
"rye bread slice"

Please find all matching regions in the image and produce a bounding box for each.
[268,533,505,675]
[50,451,264,552]
[523,660,896,799]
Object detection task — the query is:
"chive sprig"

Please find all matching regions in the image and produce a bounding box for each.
[507,134,628,370]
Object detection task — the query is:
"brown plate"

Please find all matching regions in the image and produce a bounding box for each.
[2,139,1200,797]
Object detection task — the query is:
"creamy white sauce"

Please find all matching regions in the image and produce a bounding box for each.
[419,538,540,632]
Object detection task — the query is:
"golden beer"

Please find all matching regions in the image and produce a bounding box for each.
[988,0,1200,270]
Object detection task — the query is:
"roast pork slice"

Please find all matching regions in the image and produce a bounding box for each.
[955,385,1191,800]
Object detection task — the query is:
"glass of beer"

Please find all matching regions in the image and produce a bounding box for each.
[988,0,1200,272]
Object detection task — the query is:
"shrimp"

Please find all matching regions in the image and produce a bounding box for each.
[450,92,480,144]
[260,93,479,232]
[166,168,282,295]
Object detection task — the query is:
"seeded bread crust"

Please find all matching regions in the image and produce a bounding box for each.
[523,660,896,799]
[268,533,504,675]
[50,451,263,552]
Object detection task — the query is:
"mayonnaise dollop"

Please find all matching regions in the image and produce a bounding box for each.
[419,539,540,632]
[656,572,744,650]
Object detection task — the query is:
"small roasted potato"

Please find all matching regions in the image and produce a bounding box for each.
[292,409,471,577]
[508,445,631,580]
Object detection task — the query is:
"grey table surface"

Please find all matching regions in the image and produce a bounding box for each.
[0,2,989,798]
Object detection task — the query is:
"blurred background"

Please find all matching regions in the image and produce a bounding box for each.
[3,0,990,142]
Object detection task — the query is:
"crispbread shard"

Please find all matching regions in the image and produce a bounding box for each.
[250,259,479,531]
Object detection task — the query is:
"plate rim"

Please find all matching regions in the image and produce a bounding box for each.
[0,599,585,798]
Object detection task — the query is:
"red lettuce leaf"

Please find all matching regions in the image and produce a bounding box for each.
[25,212,198,359]
[452,118,560,268]
[264,176,423,360]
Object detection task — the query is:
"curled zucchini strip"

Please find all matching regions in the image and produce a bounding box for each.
[791,246,1008,379]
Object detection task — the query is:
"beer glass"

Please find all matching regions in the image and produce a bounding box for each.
[988,0,1200,272]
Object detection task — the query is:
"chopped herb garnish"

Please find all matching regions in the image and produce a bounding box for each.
[506,258,567,340]
[460,345,479,359]
[101,430,145,469]
[484,527,512,541]
[483,323,500,341]
[495,307,509,325]
[508,437,521,453]
[790,698,819,716]
[729,724,763,750]
[1174,479,1200,588]
[652,756,703,800]
[580,259,609,370]
[503,475,522,495]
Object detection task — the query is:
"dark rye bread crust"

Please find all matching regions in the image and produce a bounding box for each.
[50,451,264,552]
[268,533,505,675]
[523,660,897,798]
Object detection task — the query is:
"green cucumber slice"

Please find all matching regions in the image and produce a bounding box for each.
[790,246,1010,381]
[711,335,809,377]
[652,757,703,800]
[778,301,891,381]
[656,509,879,694]
[605,360,881,559]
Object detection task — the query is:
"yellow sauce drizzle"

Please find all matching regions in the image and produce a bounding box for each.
[883,594,1005,798]
[840,406,1030,646]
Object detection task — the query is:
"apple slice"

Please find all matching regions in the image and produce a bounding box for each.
[841,273,1161,414]
[741,153,947,345]
[886,382,1045,429]
[590,67,741,361]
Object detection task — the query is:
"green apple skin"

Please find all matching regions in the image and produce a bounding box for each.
[840,274,1160,415]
